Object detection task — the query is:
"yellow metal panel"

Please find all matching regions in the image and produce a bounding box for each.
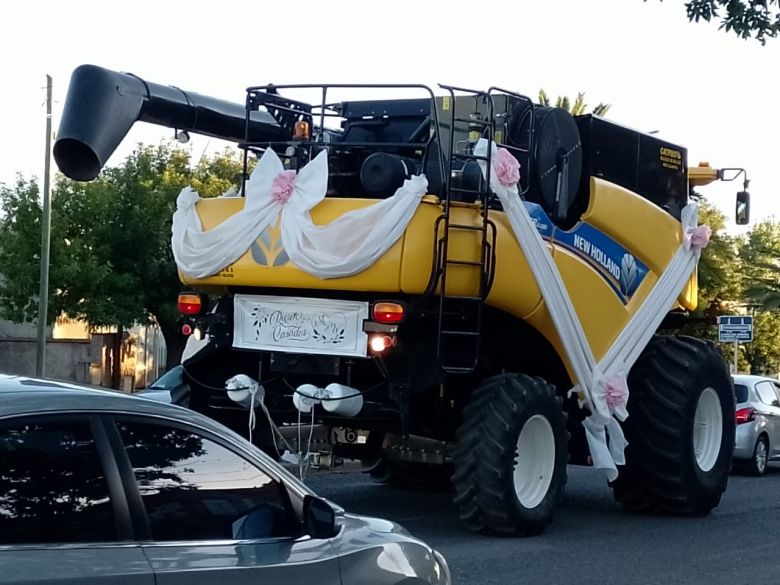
[180,197,405,292]
[181,177,698,377]
[582,178,682,275]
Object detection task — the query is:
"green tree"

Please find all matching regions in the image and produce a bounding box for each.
[677,201,743,358]
[694,200,743,308]
[0,143,246,369]
[653,0,780,44]
[741,310,780,376]
[538,90,612,117]
[741,219,780,309]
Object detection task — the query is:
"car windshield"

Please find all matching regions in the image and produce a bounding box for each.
[734,383,749,404]
[148,367,183,390]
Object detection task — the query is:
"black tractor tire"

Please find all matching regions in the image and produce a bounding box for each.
[452,373,568,535]
[611,335,735,515]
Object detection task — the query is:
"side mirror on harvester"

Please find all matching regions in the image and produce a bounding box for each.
[736,190,750,225]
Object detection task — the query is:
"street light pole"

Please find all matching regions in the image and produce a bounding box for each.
[35,75,53,377]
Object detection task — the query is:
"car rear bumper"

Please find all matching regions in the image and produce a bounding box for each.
[734,421,759,459]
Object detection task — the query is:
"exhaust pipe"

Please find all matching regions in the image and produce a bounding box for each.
[54,64,288,181]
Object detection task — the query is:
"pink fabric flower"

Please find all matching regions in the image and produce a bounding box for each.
[271,170,297,204]
[605,377,628,411]
[494,148,521,187]
[688,224,711,250]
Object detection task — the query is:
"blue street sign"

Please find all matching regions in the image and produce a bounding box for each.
[718,315,753,343]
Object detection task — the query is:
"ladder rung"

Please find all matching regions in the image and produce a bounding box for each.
[441,330,480,337]
[446,223,485,231]
[453,117,492,126]
[442,295,484,301]
[460,154,491,162]
[446,259,483,267]
[448,187,487,196]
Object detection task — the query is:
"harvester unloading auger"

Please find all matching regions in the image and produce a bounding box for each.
[55,64,750,535]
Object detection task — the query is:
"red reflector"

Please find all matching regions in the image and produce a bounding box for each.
[736,407,755,425]
[178,293,202,315]
[372,302,404,324]
[181,324,193,336]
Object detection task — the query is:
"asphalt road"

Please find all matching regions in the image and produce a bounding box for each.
[306,463,780,585]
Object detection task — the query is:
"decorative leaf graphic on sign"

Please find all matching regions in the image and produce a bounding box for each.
[312,313,347,344]
[619,253,638,296]
[250,307,270,334]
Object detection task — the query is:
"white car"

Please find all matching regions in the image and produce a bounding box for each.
[733,374,780,475]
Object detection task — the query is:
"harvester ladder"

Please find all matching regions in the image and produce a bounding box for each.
[434,86,498,374]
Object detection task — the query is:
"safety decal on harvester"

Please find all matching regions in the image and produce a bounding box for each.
[555,222,648,304]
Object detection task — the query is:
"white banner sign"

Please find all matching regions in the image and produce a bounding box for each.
[233,294,369,357]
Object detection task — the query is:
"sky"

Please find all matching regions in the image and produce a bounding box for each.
[1,0,778,232]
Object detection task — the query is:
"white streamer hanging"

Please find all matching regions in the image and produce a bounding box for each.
[475,139,708,481]
[171,148,428,280]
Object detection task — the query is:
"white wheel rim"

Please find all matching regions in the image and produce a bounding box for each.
[513,414,556,508]
[693,387,723,472]
[756,440,768,472]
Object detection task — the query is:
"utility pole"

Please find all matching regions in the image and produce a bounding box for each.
[35,75,53,377]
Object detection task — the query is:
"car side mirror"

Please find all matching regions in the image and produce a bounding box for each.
[303,495,338,539]
[736,190,750,225]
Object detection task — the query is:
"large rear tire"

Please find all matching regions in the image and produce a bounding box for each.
[612,336,735,515]
[453,373,568,535]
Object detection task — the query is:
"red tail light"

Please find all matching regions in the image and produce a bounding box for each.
[372,302,405,324]
[736,407,756,425]
[177,292,203,315]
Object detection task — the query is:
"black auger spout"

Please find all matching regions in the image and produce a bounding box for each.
[54,64,287,181]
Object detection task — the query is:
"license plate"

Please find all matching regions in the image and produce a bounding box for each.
[233,294,369,357]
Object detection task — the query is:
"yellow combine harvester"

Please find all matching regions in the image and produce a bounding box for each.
[54,65,750,535]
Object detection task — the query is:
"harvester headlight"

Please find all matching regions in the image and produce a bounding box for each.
[369,334,394,353]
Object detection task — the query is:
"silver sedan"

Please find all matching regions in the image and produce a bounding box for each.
[733,374,780,476]
[0,374,450,585]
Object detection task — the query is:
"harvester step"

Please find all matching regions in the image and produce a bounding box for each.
[441,330,480,337]
[442,295,484,301]
[442,365,478,373]
[446,259,484,267]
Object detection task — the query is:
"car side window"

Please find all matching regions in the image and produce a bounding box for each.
[0,417,116,545]
[755,382,780,407]
[116,419,297,541]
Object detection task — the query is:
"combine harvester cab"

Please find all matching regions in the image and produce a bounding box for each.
[55,65,749,535]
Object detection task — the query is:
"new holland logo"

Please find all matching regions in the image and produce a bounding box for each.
[619,254,638,296]
[251,222,290,267]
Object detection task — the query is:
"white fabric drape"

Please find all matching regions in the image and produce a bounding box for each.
[475,139,706,480]
[171,148,428,280]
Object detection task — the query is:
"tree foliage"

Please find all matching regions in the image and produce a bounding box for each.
[655,0,780,44]
[0,143,245,367]
[538,90,612,117]
[741,219,780,309]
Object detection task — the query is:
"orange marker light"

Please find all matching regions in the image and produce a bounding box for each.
[293,120,311,140]
[372,302,405,324]
[177,293,202,315]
